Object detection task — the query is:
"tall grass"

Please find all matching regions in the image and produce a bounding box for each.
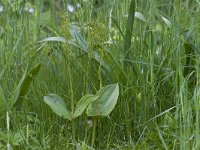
[0,0,200,149]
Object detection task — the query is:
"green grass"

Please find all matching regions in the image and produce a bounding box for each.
[0,0,200,149]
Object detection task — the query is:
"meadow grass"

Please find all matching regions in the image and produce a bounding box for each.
[0,0,200,149]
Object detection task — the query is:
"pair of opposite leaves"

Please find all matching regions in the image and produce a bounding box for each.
[44,84,119,121]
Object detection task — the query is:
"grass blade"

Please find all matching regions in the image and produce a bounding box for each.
[124,0,135,57]
[11,63,41,107]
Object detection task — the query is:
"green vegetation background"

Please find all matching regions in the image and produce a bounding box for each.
[0,0,200,149]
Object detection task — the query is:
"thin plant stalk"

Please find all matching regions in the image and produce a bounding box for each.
[66,50,76,144]
[91,118,97,147]
[91,46,104,147]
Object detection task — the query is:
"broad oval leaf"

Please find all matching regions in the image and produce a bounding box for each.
[39,37,66,43]
[44,94,72,121]
[86,84,119,117]
[74,94,99,118]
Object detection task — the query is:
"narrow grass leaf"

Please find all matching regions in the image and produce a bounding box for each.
[74,94,99,118]
[68,27,110,72]
[135,12,146,22]
[156,124,168,150]
[0,67,5,80]
[0,85,7,111]
[161,16,171,28]
[70,27,88,52]
[39,37,66,43]
[87,84,119,116]
[186,28,193,40]
[105,50,127,79]
[124,0,135,56]
[183,41,196,77]
[147,106,177,124]
[44,94,73,120]
[111,17,125,38]
[12,64,41,107]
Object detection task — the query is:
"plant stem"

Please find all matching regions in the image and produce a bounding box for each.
[91,119,97,147]
[72,121,76,146]
[66,54,76,144]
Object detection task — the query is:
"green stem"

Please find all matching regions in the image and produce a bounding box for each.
[91,119,97,147]
[85,52,92,94]
[98,50,103,89]
[72,121,76,145]
[84,123,88,141]
[66,49,76,145]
